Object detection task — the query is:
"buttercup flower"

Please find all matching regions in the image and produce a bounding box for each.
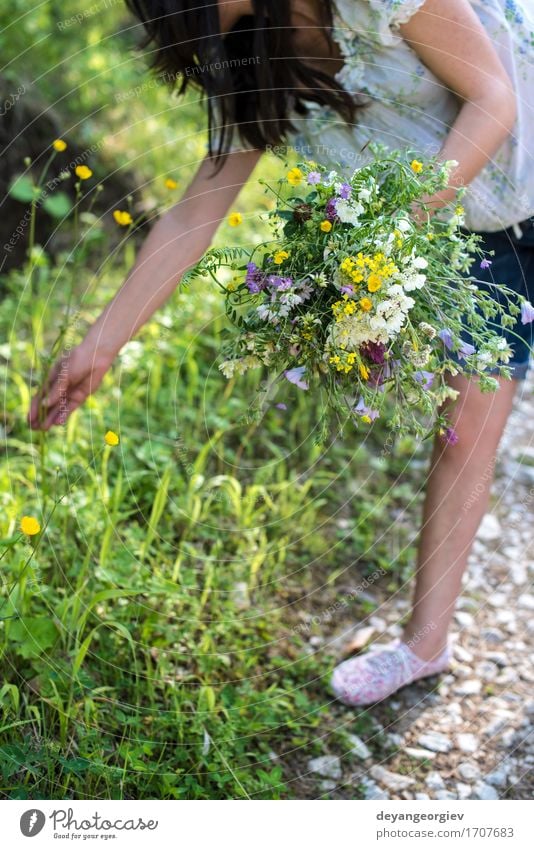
[104,430,120,446]
[410,159,423,174]
[113,210,133,226]
[165,178,178,190]
[20,516,41,536]
[75,165,93,180]
[287,167,303,187]
[320,220,332,232]
[228,212,243,227]
[273,250,289,265]
[52,139,67,152]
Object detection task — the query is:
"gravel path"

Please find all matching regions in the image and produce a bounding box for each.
[305,373,534,800]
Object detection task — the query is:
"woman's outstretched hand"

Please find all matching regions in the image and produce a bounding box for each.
[27,342,115,430]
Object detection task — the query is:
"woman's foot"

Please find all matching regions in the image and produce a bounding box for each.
[331,639,450,707]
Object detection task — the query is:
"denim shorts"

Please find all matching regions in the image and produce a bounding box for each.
[450,218,534,380]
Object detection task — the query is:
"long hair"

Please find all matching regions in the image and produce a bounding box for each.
[124,1,357,163]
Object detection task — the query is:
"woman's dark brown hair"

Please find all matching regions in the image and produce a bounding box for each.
[124,1,356,163]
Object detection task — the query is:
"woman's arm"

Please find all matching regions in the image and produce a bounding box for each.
[400,0,517,207]
[85,148,263,358]
[28,148,262,429]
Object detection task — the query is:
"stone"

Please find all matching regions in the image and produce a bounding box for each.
[499,729,516,748]
[346,734,371,760]
[477,513,501,543]
[488,592,508,608]
[475,661,499,681]
[496,609,515,624]
[458,762,480,781]
[456,782,473,800]
[485,768,508,788]
[454,679,482,696]
[308,755,342,780]
[415,792,430,800]
[455,611,475,629]
[482,628,505,644]
[456,733,478,754]
[435,790,457,800]
[483,713,513,736]
[454,644,474,663]
[370,766,415,791]
[319,779,337,791]
[518,594,534,610]
[484,652,507,667]
[342,626,376,654]
[405,747,437,761]
[362,779,390,800]
[417,732,452,753]
[495,668,518,685]
[470,781,500,800]
[425,771,445,791]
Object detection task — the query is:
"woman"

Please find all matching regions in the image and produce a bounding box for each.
[28,0,534,706]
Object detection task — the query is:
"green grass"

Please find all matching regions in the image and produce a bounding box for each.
[0,1,425,799]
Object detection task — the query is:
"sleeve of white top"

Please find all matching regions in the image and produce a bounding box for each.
[371,0,428,44]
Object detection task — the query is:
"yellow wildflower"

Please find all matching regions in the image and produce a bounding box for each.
[359,363,369,380]
[273,250,289,265]
[228,211,243,227]
[320,220,332,232]
[410,159,423,174]
[165,177,178,190]
[226,280,238,292]
[367,273,382,293]
[287,167,303,186]
[52,139,67,152]
[361,415,372,424]
[359,297,372,312]
[113,210,133,226]
[455,205,465,215]
[427,232,434,241]
[104,430,120,446]
[20,516,41,536]
[75,165,93,180]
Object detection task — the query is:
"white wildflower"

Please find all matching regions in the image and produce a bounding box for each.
[335,198,364,225]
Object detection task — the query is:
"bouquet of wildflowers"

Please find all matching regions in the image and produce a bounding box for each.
[188,148,532,440]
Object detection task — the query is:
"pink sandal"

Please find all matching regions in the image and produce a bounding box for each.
[331,639,451,707]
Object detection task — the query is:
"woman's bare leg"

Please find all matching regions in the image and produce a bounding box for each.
[401,373,518,661]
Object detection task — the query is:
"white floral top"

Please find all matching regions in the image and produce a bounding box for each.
[290,0,534,232]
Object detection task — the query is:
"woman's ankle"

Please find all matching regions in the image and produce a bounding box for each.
[401,623,449,663]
